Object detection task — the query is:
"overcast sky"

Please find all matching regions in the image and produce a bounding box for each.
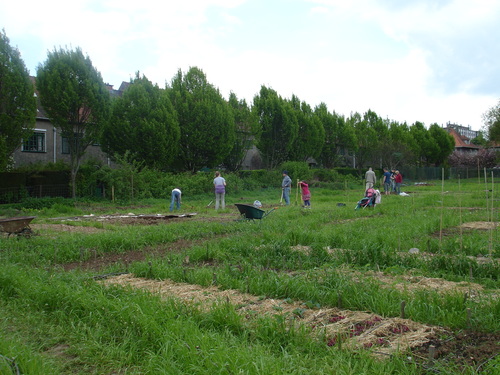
[1,0,498,130]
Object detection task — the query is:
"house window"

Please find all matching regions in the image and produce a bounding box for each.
[61,133,82,154]
[61,136,70,154]
[22,131,46,152]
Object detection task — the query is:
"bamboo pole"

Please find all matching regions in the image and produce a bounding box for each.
[296,179,299,206]
[489,171,494,258]
[458,174,463,252]
[439,168,444,251]
[477,159,480,185]
[484,168,488,220]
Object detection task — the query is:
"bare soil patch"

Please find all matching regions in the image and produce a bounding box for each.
[48,212,237,226]
[31,223,104,234]
[62,238,196,271]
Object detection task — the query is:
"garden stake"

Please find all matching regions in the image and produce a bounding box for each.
[337,293,342,308]
[400,300,406,319]
[467,308,472,328]
[477,159,480,185]
[246,276,249,293]
[439,168,444,251]
[295,179,299,205]
[183,269,187,279]
[484,167,488,218]
[212,272,217,285]
[459,174,463,251]
[489,171,494,258]
[428,345,436,367]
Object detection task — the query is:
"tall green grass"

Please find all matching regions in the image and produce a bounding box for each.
[0,179,498,374]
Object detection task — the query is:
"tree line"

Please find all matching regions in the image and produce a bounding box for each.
[2,30,500,193]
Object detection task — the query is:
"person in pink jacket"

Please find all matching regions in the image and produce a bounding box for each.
[394,170,403,195]
[299,181,311,208]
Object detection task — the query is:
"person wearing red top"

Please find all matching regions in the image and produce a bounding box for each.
[299,181,311,208]
[394,170,403,195]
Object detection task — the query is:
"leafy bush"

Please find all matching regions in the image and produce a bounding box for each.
[14,197,67,210]
[280,162,313,182]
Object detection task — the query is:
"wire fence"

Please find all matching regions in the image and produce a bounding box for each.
[0,184,70,204]
[399,167,500,182]
[0,167,498,204]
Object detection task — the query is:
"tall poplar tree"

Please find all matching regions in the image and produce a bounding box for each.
[167,67,235,172]
[483,100,500,142]
[288,95,325,162]
[0,29,36,170]
[101,73,180,170]
[428,123,455,166]
[223,92,258,171]
[315,103,356,168]
[36,47,110,197]
[252,86,298,169]
[410,121,438,166]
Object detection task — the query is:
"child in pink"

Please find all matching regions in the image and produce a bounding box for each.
[299,181,311,208]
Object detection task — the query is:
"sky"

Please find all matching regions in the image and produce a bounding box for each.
[1,0,499,130]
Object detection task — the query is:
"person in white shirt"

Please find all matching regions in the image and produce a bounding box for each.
[169,188,182,212]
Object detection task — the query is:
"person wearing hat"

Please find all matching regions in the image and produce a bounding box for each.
[281,170,292,205]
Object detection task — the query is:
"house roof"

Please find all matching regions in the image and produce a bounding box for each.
[29,76,50,120]
[29,77,130,119]
[447,128,480,149]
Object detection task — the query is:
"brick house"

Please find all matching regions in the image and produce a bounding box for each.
[445,123,480,154]
[11,79,128,169]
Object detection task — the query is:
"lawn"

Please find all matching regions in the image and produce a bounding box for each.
[0,179,499,374]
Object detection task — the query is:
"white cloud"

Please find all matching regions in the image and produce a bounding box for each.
[2,0,498,129]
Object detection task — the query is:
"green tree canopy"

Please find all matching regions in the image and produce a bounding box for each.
[315,103,356,168]
[385,121,416,169]
[409,121,437,166]
[288,95,325,162]
[348,110,378,170]
[223,92,259,171]
[167,67,235,172]
[428,123,455,166]
[36,47,111,197]
[101,73,180,170]
[0,29,36,170]
[252,86,298,169]
[483,99,500,143]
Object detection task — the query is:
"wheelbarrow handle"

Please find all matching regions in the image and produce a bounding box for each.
[262,208,276,219]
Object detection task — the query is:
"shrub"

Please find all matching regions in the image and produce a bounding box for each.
[280,162,313,182]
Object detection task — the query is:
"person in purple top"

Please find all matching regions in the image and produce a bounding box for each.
[213,171,226,210]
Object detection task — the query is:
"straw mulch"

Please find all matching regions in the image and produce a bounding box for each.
[101,274,442,356]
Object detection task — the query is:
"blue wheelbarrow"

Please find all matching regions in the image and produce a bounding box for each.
[235,204,275,221]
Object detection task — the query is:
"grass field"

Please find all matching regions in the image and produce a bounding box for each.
[0,179,499,374]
